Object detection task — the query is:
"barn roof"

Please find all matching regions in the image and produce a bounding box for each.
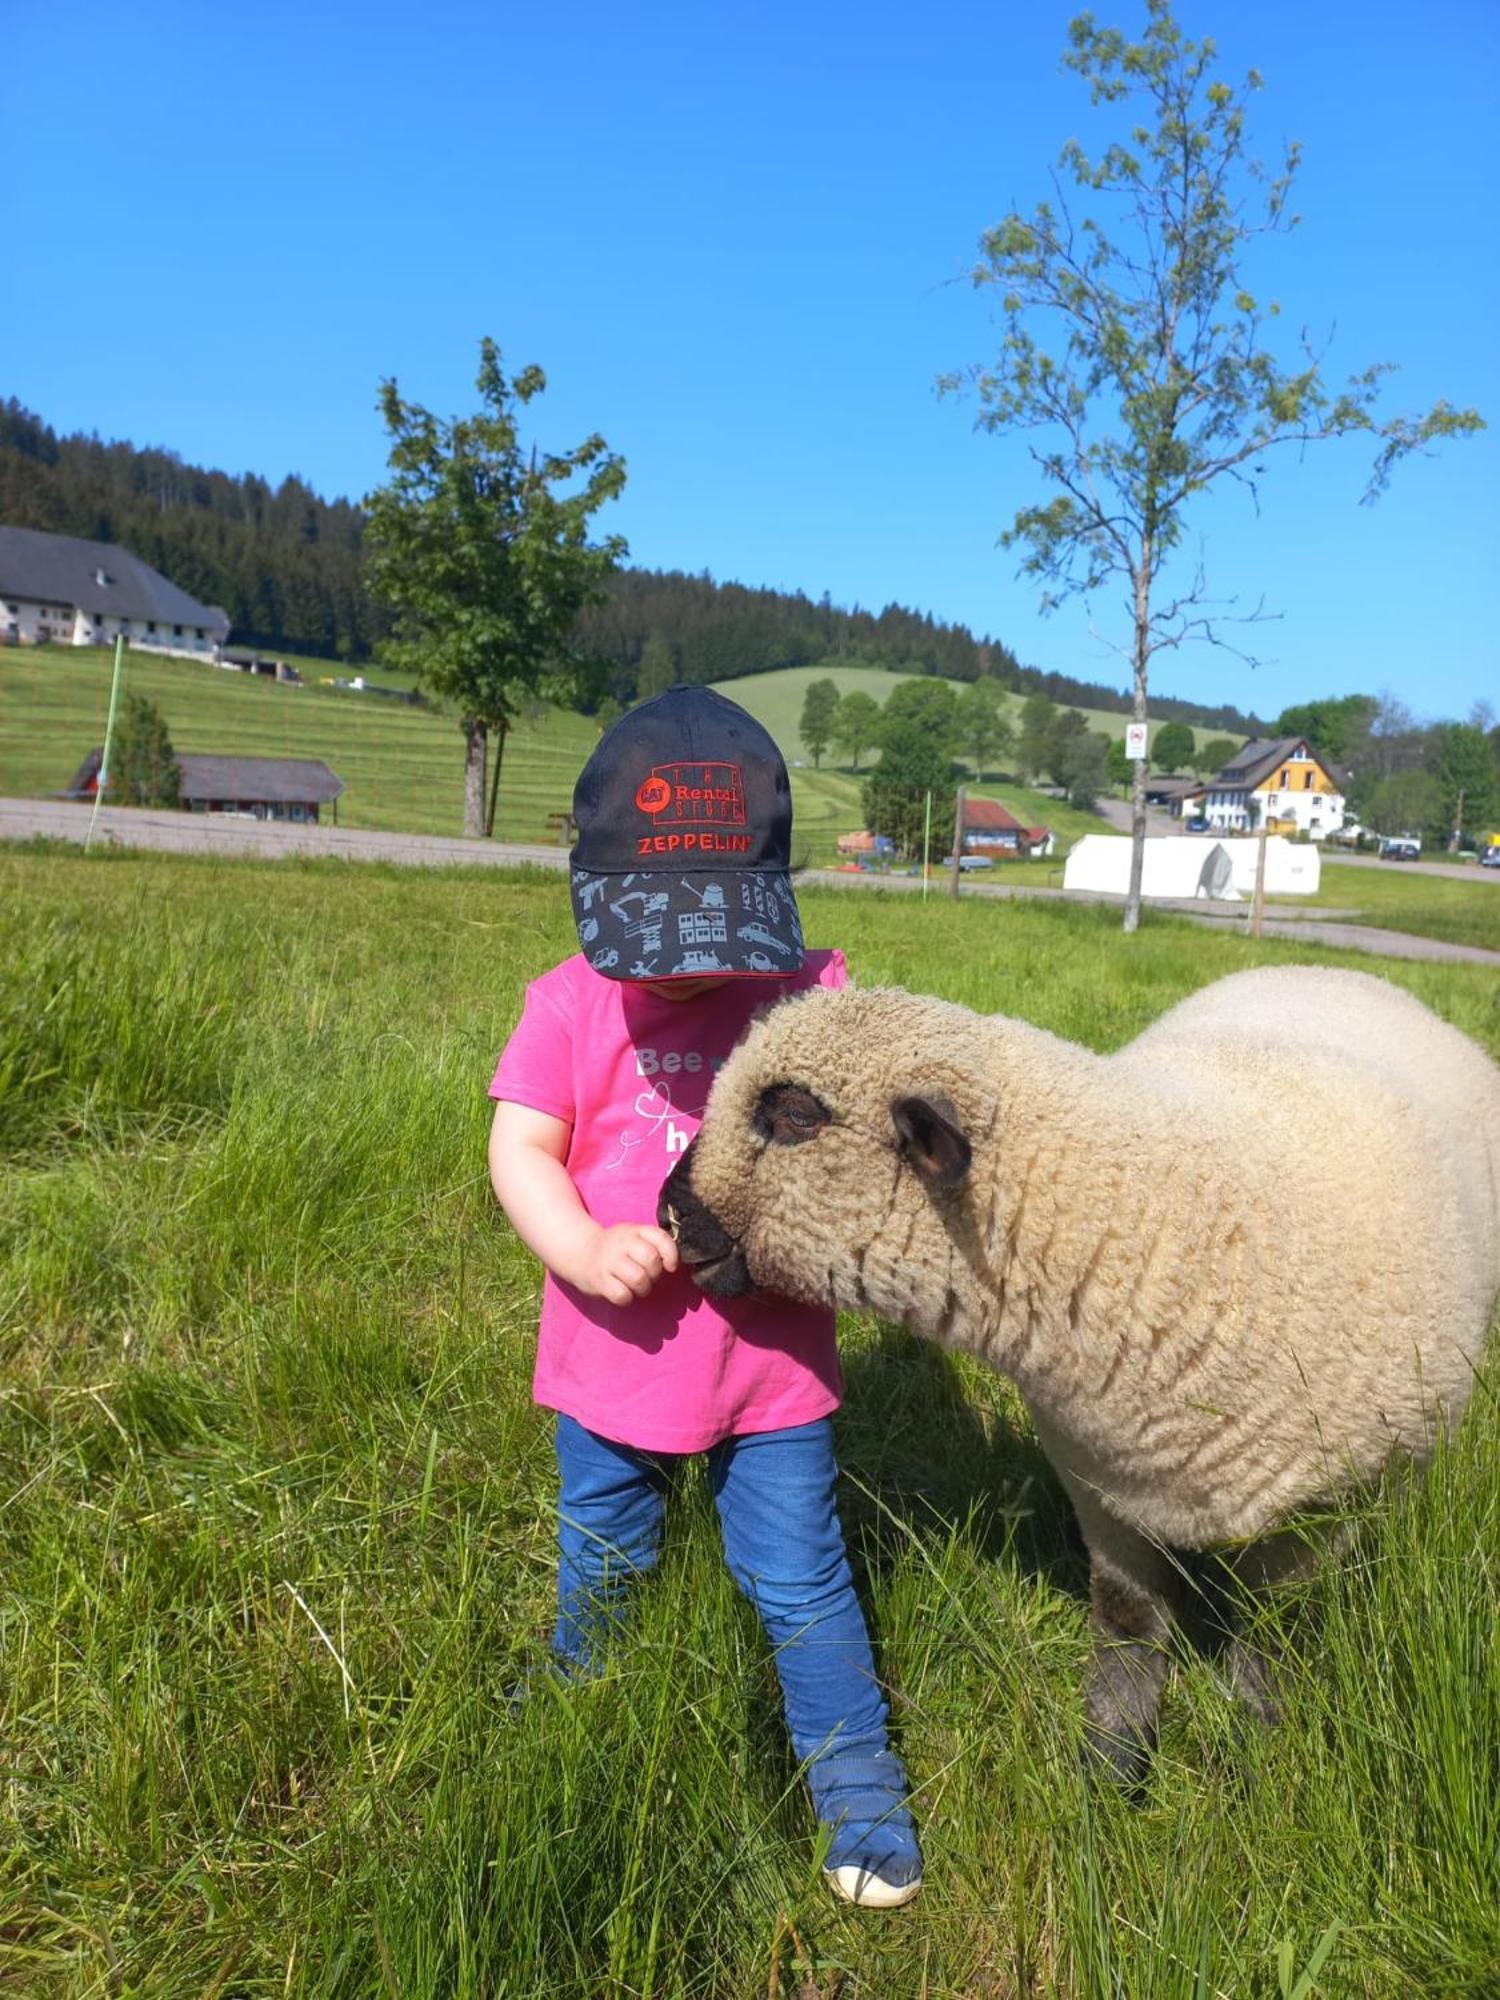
[0,525,229,637]
[962,797,1026,832]
[67,748,344,805]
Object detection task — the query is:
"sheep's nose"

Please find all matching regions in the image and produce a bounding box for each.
[657,1141,704,1240]
[658,1147,754,1296]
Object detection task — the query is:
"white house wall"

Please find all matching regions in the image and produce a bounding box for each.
[1,599,218,655]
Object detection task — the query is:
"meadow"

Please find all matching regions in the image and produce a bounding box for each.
[0,649,1167,871]
[2,845,1496,1998]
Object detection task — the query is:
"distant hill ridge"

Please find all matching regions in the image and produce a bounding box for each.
[0,398,1268,736]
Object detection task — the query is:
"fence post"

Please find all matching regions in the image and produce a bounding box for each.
[1249,819,1269,938]
[85,635,126,853]
[950,785,966,899]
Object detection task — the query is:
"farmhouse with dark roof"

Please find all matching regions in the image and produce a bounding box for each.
[1202,737,1347,841]
[66,749,344,825]
[0,524,230,659]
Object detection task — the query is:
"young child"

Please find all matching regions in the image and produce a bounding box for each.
[487,686,922,1910]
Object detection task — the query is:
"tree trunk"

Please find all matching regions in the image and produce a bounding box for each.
[484,717,510,839]
[1122,545,1153,935]
[463,717,488,838]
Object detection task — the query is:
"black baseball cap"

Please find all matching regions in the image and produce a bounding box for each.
[569,686,805,981]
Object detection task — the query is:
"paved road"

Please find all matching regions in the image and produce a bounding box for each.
[7,796,1498,968]
[1,796,573,872]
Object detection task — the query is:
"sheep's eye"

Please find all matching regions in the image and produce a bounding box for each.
[752,1083,831,1147]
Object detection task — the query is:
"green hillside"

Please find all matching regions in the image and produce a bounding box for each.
[2,646,1117,865]
[0,645,596,847]
[714,660,1220,762]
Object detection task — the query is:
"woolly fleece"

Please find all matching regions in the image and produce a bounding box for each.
[683,967,1499,1554]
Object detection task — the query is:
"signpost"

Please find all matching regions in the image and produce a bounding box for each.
[1125,721,1149,762]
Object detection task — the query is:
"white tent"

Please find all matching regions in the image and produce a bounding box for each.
[1063,834,1320,901]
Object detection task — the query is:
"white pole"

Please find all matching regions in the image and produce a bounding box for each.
[922,789,932,900]
[85,636,126,853]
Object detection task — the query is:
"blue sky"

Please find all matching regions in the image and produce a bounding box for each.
[5,0,1496,721]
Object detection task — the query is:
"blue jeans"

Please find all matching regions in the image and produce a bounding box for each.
[553,1412,919,1879]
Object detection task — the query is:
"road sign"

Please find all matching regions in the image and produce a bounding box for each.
[1126,722,1148,761]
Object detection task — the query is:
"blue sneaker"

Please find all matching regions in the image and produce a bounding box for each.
[812,1748,924,1910]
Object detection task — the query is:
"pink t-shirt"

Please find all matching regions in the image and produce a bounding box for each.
[489,950,848,1453]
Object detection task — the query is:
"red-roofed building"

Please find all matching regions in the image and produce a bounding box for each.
[960,796,1055,858]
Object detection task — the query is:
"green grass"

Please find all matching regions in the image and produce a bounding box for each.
[1313,859,1500,955]
[1,647,1116,871]
[0,643,598,847]
[2,847,1496,1996]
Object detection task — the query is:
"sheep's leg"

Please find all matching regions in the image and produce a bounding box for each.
[1064,1484,1182,1788]
[1217,1525,1327,1729]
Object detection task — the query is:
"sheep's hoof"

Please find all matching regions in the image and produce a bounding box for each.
[1082,1720,1154,1796]
[1226,1642,1283,1730]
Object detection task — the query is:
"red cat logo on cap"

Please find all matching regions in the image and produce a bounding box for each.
[634,774,674,815]
[635,762,746,825]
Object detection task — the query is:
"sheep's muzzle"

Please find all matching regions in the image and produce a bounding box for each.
[658,1143,754,1297]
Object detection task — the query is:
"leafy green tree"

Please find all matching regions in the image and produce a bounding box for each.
[879,676,961,753]
[1015,691,1058,780]
[1106,735,1134,789]
[1274,695,1377,766]
[1060,729,1110,808]
[108,694,180,808]
[1044,707,1091,786]
[831,689,882,769]
[1366,769,1439,840]
[944,0,1483,931]
[636,629,677,702]
[1197,735,1240,776]
[365,338,626,836]
[1430,723,1497,848]
[1151,720,1196,773]
[799,677,841,768]
[861,721,956,864]
[957,676,1014,777]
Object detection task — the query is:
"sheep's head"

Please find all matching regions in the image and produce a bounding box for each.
[658,985,990,1327]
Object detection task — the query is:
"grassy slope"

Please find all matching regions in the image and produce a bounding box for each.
[0,642,598,845]
[2,848,1496,1998]
[1,647,1108,868]
[10,651,1499,943]
[710,660,1224,757]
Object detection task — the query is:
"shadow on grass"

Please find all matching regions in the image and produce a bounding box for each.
[835,1321,1085,1601]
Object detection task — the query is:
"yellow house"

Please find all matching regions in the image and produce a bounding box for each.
[1203,737,1347,841]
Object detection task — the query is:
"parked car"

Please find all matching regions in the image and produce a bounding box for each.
[1480,846,1500,870]
[1184,815,1210,833]
[953,853,995,871]
[1379,838,1421,861]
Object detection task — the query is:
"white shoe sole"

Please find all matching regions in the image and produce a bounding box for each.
[823,1863,923,1910]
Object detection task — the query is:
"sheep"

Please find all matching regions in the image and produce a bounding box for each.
[660,966,1500,1780]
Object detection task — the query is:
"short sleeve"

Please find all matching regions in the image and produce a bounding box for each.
[488,972,575,1123]
[816,948,850,992]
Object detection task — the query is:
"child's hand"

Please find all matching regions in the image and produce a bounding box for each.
[584,1223,681,1307]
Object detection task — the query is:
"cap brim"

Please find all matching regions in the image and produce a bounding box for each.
[570,865,804,980]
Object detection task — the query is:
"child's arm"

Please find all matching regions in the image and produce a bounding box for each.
[488,1100,680,1309]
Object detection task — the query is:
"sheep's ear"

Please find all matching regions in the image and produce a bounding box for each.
[892,1093,971,1187]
